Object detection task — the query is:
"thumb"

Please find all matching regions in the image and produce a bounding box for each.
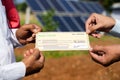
[89,46,105,62]
[32,49,41,60]
[22,24,42,33]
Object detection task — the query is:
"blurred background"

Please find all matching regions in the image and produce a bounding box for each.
[14,0,120,80]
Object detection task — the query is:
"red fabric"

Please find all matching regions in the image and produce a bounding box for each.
[2,0,20,28]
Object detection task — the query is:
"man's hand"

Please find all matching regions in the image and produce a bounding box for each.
[22,48,45,76]
[16,24,42,45]
[85,13,115,38]
[89,45,120,66]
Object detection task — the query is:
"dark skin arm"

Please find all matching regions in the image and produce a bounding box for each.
[89,45,120,66]
[22,48,45,76]
[16,24,42,45]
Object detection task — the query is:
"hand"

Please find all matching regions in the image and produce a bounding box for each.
[89,45,120,66]
[16,24,42,45]
[85,13,115,38]
[22,48,45,76]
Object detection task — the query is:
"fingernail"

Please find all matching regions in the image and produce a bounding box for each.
[34,29,38,33]
[86,30,90,34]
[89,47,93,51]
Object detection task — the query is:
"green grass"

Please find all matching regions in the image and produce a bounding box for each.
[43,50,88,58]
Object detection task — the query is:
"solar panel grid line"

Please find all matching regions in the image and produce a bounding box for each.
[70,1,85,13]
[53,16,72,31]
[69,1,80,12]
[81,16,87,22]
[47,0,56,11]
[59,16,73,31]
[57,0,67,12]
[26,0,42,12]
[38,0,53,10]
[77,2,91,13]
[58,0,75,13]
[89,2,100,13]
[74,2,87,13]
[70,16,84,31]
[62,16,82,31]
[49,0,65,12]
[35,0,46,11]
[95,2,104,12]
[83,2,95,13]
[73,16,85,31]
[80,2,93,13]
[91,2,103,13]
[88,2,102,13]
[56,0,65,12]
[66,0,78,13]
[36,14,45,27]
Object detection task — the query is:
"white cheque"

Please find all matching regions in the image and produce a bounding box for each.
[35,32,90,51]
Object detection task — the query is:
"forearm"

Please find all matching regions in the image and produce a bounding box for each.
[0,62,26,80]
[109,19,120,37]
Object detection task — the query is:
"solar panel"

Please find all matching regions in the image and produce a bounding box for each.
[89,2,102,13]
[70,1,85,13]
[58,0,75,12]
[53,16,71,31]
[26,0,105,32]
[26,0,42,11]
[73,16,85,31]
[49,0,65,12]
[79,2,93,13]
[38,0,53,10]
[36,14,45,25]
[62,16,81,31]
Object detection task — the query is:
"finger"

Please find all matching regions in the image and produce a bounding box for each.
[23,24,42,33]
[30,49,34,54]
[38,51,45,63]
[32,49,41,60]
[85,17,93,34]
[26,37,35,43]
[89,51,104,64]
[88,24,102,34]
[24,53,27,58]
[85,13,96,34]
[24,50,32,58]
[90,45,104,52]
[91,32,102,38]
[33,24,42,33]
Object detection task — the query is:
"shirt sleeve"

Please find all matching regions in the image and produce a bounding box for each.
[109,19,120,37]
[10,28,23,48]
[0,62,26,80]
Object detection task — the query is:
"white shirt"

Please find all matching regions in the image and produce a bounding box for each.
[0,0,26,80]
[110,19,120,37]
